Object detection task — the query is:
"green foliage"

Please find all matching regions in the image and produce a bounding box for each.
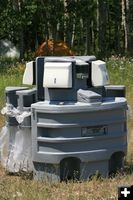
[107,57,133,95]
[0,56,24,74]
[0,0,132,59]
[0,57,24,109]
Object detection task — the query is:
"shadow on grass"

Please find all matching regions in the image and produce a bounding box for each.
[6,170,33,180]
[108,160,133,179]
[2,158,133,183]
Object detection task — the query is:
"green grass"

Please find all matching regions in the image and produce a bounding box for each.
[107,57,133,104]
[0,59,24,125]
[0,57,133,200]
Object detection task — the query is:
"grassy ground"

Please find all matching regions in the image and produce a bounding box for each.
[0,57,133,200]
[0,61,24,126]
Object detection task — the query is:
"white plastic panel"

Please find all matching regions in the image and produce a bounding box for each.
[43,62,72,88]
[22,61,34,85]
[91,60,109,86]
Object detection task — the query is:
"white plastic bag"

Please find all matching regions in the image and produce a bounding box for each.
[1,103,19,117]
[0,104,32,172]
[16,111,31,124]
[0,126,9,167]
[6,127,33,172]
[1,103,31,124]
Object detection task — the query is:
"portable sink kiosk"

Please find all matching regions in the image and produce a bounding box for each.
[3,56,127,181]
[23,56,127,182]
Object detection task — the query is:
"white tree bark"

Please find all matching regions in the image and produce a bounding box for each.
[121,0,128,52]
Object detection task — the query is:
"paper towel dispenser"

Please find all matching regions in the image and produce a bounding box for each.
[91,60,109,86]
[23,61,36,85]
[43,62,72,88]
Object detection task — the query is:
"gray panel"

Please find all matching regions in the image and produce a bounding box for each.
[105,85,126,97]
[36,57,45,101]
[31,98,127,181]
[5,86,29,125]
[5,86,28,107]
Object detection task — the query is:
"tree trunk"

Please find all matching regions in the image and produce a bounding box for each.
[71,18,76,48]
[98,0,107,57]
[63,0,67,42]
[114,0,121,54]
[19,29,24,60]
[12,0,25,59]
[128,0,133,52]
[121,0,128,53]
[85,18,91,55]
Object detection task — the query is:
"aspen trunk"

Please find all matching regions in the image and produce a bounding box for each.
[121,0,128,52]
[98,0,107,57]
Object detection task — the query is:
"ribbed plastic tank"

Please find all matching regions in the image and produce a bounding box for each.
[31,97,127,182]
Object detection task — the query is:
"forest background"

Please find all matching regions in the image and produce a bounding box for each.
[0,0,133,60]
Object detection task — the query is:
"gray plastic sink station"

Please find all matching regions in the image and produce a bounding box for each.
[0,56,127,182]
